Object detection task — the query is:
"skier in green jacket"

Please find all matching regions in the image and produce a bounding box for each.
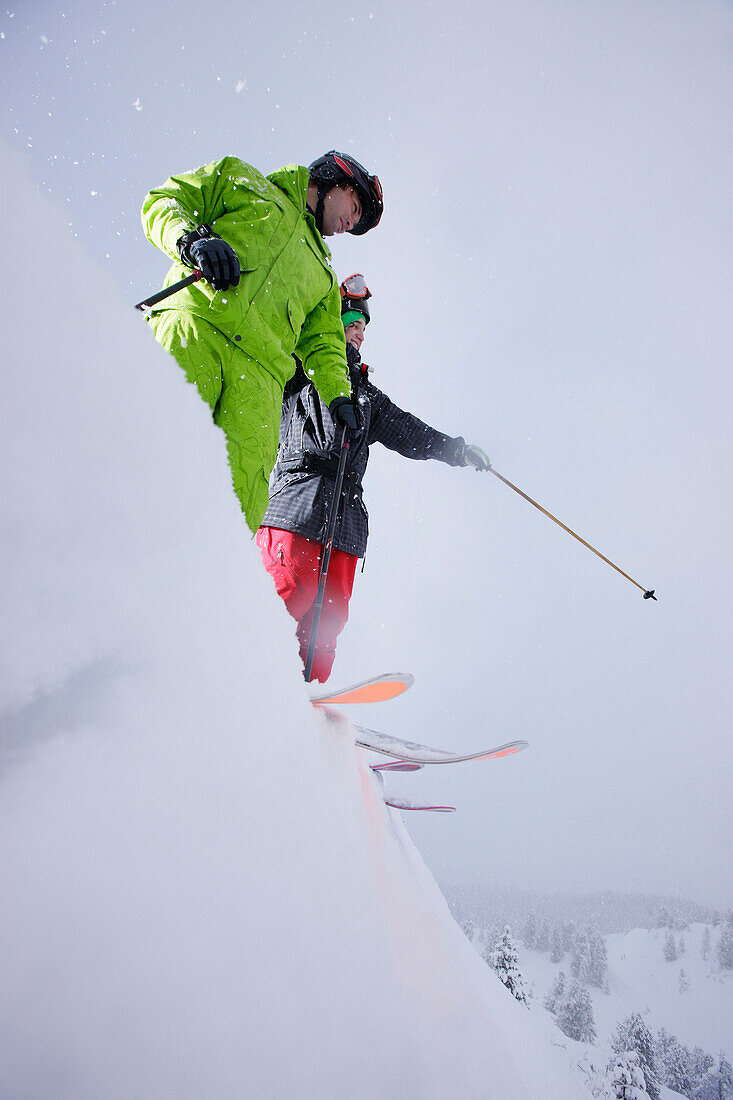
[141,151,383,531]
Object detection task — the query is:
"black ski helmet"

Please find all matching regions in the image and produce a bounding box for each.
[308,151,383,236]
[340,273,371,325]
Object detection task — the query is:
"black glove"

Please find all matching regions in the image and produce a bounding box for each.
[177,224,240,291]
[329,396,358,431]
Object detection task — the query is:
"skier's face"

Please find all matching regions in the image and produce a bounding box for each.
[321,185,362,236]
[344,318,366,350]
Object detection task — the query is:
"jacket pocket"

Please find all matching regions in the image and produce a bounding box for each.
[286,296,304,335]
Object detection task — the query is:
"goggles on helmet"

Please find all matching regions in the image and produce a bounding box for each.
[340,273,371,301]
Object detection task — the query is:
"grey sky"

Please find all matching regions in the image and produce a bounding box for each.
[2,0,732,907]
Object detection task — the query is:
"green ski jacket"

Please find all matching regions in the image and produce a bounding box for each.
[141,156,351,409]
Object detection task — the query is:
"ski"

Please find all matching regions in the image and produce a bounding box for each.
[311,672,414,706]
[370,760,424,773]
[384,795,455,813]
[371,768,453,811]
[355,725,529,766]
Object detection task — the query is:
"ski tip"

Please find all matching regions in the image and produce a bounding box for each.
[385,801,456,813]
[476,740,529,761]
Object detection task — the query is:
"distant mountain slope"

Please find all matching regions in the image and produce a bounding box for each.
[447,884,721,937]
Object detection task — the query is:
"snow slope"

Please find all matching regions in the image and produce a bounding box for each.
[0,141,589,1099]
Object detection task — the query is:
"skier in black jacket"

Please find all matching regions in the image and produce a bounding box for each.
[256,274,490,681]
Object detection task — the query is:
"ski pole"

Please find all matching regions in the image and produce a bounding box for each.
[304,426,351,682]
[135,270,203,311]
[488,466,656,600]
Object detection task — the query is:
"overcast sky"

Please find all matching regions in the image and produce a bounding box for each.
[2,0,732,908]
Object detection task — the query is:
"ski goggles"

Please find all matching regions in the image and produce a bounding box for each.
[340,273,371,300]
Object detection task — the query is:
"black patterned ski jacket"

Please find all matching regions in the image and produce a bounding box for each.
[260,344,467,557]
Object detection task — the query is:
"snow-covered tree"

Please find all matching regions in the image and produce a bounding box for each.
[484,917,505,957]
[550,922,565,963]
[678,967,690,994]
[655,1028,675,1068]
[611,1014,660,1100]
[535,917,551,953]
[702,927,712,961]
[655,906,690,932]
[717,920,733,970]
[663,931,678,961]
[460,916,476,942]
[556,979,596,1043]
[486,925,528,1005]
[606,1050,649,1099]
[655,1028,693,1096]
[679,934,686,956]
[691,1048,716,1091]
[571,927,592,983]
[568,923,608,989]
[521,910,537,950]
[603,1051,651,1100]
[544,970,566,1014]
[588,925,609,990]
[694,1052,733,1100]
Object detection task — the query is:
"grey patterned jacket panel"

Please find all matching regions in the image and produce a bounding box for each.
[261,345,466,557]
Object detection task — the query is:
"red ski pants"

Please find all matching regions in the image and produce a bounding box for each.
[256,526,358,683]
